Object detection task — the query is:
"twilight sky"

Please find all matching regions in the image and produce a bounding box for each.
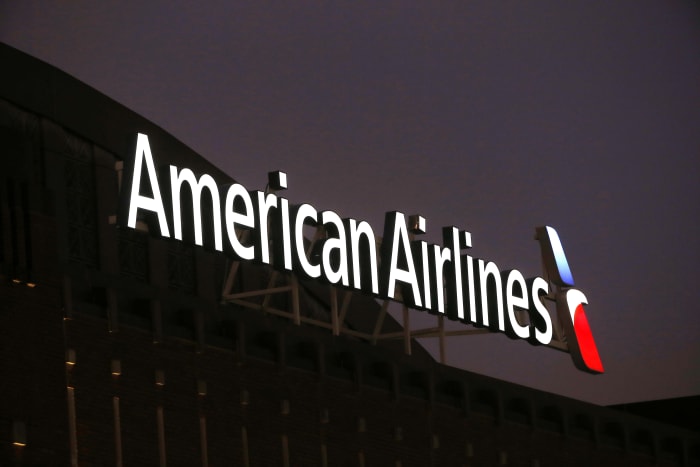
[2,1,699,405]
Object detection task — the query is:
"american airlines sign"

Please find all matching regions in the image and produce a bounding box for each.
[118,133,604,374]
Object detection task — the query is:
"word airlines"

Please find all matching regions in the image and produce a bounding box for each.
[118,133,603,374]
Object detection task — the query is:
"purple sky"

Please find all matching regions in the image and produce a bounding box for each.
[2,1,699,405]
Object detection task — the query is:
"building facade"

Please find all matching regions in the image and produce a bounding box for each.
[1,43,698,467]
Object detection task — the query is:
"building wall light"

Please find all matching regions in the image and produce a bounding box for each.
[111,359,121,376]
[65,349,76,367]
[12,421,26,447]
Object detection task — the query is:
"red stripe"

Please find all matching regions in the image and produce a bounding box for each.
[573,304,604,373]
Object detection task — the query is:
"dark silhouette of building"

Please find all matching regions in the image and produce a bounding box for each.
[1,42,698,467]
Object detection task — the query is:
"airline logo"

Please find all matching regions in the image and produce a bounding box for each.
[536,226,604,374]
[118,133,604,374]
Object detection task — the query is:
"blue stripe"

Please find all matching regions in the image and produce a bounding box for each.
[546,226,575,286]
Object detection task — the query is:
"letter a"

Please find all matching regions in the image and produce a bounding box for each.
[123,133,170,237]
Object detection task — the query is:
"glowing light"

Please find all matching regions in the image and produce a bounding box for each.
[118,133,605,374]
[504,269,531,339]
[170,166,223,250]
[65,349,76,366]
[12,420,28,447]
[566,289,604,373]
[545,226,575,286]
[111,359,121,376]
[381,212,422,307]
[294,204,321,278]
[126,133,170,237]
[529,277,553,345]
[573,305,604,373]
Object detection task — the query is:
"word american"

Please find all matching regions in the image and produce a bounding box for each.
[118,133,603,373]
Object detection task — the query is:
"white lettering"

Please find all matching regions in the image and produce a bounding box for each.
[119,134,581,356]
[224,184,255,260]
[478,260,504,330]
[420,241,431,310]
[347,219,379,294]
[294,204,321,278]
[255,191,278,265]
[279,197,292,270]
[529,277,552,345]
[320,210,349,286]
[126,133,170,237]
[385,213,422,307]
[170,166,222,250]
[431,245,451,314]
[504,269,531,339]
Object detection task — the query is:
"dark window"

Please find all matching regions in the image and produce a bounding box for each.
[64,135,98,267]
[118,229,148,281]
[167,239,196,294]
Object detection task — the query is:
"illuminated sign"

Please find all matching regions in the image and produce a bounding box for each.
[118,133,603,374]
[536,227,604,373]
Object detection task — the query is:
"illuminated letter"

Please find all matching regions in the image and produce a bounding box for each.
[380,212,422,307]
[503,269,531,339]
[346,219,379,294]
[478,260,504,330]
[463,254,478,324]
[417,241,431,310]
[254,191,279,265]
[123,133,170,237]
[170,166,222,250]
[294,204,321,278]
[528,277,552,345]
[224,184,255,260]
[431,245,451,314]
[278,197,293,270]
[443,227,466,320]
[320,211,349,286]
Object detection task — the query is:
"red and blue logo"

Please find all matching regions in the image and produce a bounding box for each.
[536,226,604,374]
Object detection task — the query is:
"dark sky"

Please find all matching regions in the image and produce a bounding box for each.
[2,1,699,405]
